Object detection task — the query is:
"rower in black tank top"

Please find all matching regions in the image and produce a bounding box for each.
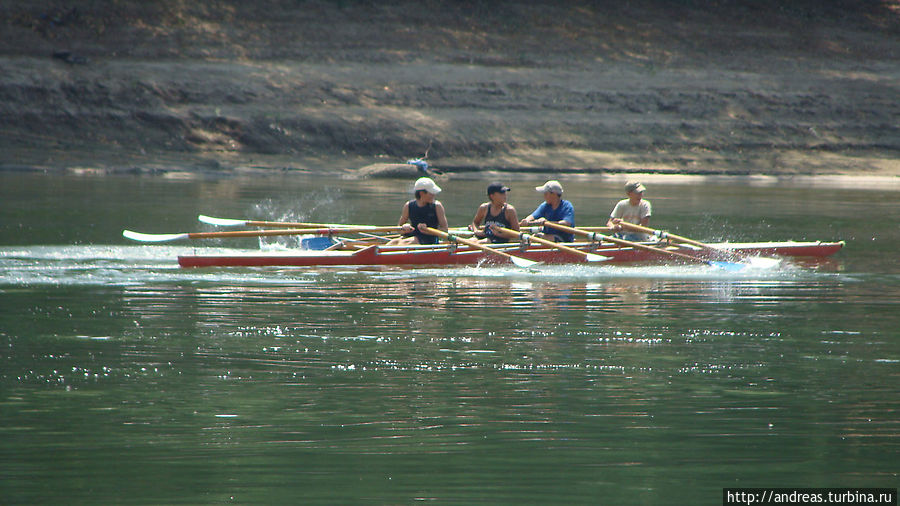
[483,204,511,243]
[405,199,439,245]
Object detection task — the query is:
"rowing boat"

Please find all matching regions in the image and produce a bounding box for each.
[177,240,844,268]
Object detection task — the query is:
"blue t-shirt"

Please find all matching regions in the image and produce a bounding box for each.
[530,200,575,241]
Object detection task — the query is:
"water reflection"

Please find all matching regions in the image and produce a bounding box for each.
[114,275,742,340]
[5,170,899,502]
[107,271,851,383]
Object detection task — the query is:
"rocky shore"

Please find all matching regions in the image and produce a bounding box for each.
[1,1,898,177]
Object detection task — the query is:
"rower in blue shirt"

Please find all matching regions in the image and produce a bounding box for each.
[520,180,575,242]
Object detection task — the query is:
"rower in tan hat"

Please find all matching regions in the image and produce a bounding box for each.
[607,180,652,241]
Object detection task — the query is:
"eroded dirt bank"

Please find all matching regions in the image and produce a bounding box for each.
[1,1,898,177]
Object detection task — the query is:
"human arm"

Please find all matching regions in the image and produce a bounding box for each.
[397,202,414,233]
[504,205,520,232]
[607,201,624,230]
[639,200,651,227]
[539,200,574,227]
[469,203,489,237]
[519,203,545,226]
[436,201,449,232]
[555,201,574,227]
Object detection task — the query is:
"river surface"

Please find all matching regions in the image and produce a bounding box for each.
[1,171,898,504]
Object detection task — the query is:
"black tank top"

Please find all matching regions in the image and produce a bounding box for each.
[484,204,511,243]
[405,200,439,245]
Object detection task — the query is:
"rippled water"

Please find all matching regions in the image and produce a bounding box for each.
[1,172,898,503]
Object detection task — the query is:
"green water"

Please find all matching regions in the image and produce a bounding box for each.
[1,172,898,504]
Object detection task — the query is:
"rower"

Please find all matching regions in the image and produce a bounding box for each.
[387,177,449,245]
[519,180,575,242]
[607,181,652,242]
[469,182,520,243]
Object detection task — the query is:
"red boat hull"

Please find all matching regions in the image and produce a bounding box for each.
[178,241,844,268]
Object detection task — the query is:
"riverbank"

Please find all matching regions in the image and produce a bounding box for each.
[2,1,898,177]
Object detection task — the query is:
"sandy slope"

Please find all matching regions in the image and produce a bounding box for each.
[1,0,898,176]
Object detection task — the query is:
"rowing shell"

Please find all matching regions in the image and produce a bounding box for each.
[177,240,844,268]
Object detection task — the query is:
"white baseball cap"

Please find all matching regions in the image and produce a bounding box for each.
[413,177,442,194]
[535,180,563,195]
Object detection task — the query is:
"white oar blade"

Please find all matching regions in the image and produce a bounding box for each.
[123,230,189,243]
[198,215,247,227]
[510,256,540,269]
[585,253,611,262]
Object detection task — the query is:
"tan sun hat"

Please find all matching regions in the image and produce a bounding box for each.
[625,181,646,193]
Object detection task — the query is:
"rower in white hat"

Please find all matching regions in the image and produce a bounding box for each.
[387,177,449,245]
[519,180,576,242]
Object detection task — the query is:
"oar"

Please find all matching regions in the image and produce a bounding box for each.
[356,231,398,242]
[493,227,609,262]
[199,214,474,236]
[614,221,702,247]
[571,226,614,233]
[423,227,540,269]
[123,226,402,243]
[615,221,780,268]
[198,214,358,229]
[542,222,745,270]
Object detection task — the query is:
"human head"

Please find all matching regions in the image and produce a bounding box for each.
[486,182,510,204]
[487,182,511,196]
[534,180,563,196]
[413,177,441,199]
[625,181,646,195]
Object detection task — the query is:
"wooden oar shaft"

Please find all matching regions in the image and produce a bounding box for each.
[199,214,398,229]
[424,227,537,267]
[572,226,614,233]
[613,222,773,266]
[424,227,514,261]
[245,220,350,228]
[543,222,708,264]
[193,226,401,239]
[494,227,591,259]
[124,226,405,243]
[615,222,707,248]
[201,215,472,235]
